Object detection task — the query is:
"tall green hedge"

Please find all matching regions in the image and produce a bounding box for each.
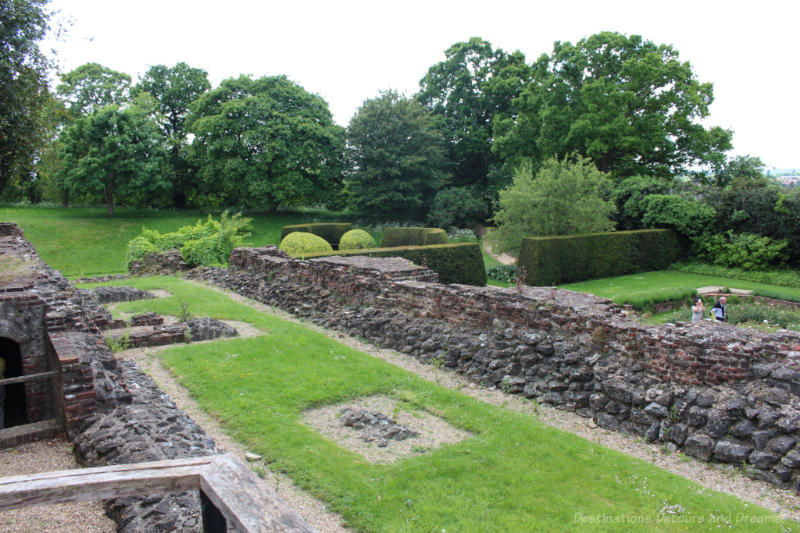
[518,229,679,286]
[380,227,448,247]
[305,242,486,285]
[280,223,352,247]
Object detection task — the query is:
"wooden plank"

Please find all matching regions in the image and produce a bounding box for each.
[0,370,58,386]
[199,454,316,533]
[0,455,216,511]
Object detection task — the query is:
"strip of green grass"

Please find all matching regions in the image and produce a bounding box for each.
[87,277,796,532]
[0,206,345,278]
[561,270,800,306]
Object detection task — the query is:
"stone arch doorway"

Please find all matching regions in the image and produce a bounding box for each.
[0,336,28,429]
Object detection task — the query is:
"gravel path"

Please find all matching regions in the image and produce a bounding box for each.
[119,318,353,533]
[0,439,116,533]
[186,279,800,522]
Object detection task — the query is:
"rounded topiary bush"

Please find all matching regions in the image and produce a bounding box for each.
[279,232,333,257]
[339,229,376,250]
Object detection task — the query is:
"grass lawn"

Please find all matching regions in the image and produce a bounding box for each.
[561,270,800,308]
[84,276,797,532]
[0,205,348,278]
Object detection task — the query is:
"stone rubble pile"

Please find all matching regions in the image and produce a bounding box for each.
[340,407,418,447]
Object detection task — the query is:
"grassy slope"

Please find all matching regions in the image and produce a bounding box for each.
[561,270,800,305]
[86,276,796,532]
[0,206,333,278]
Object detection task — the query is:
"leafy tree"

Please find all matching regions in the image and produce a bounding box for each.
[0,0,53,196]
[494,32,732,180]
[714,154,766,188]
[186,75,344,210]
[640,194,716,240]
[491,157,616,252]
[427,186,488,228]
[611,175,673,230]
[417,38,532,209]
[56,62,131,118]
[57,104,167,215]
[133,62,210,208]
[345,91,449,218]
[695,231,787,271]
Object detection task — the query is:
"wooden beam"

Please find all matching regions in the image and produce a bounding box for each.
[0,456,213,510]
[0,370,58,387]
[0,454,315,532]
[199,455,315,533]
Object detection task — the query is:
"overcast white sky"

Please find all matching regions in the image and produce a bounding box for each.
[43,0,799,169]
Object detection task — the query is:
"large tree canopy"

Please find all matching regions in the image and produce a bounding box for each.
[186,75,344,210]
[0,0,52,195]
[417,37,531,202]
[133,62,211,208]
[345,91,449,218]
[494,32,732,180]
[56,62,132,118]
[57,104,168,215]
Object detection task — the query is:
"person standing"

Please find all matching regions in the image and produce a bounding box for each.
[691,299,705,323]
[711,296,727,322]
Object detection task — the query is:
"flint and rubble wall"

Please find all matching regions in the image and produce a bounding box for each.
[186,246,800,489]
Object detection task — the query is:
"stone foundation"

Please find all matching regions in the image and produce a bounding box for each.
[186,246,800,490]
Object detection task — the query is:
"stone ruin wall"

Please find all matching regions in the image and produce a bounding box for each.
[0,223,228,531]
[186,246,800,490]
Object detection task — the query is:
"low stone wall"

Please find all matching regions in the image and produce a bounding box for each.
[108,318,237,348]
[186,246,800,489]
[91,286,154,304]
[69,330,218,531]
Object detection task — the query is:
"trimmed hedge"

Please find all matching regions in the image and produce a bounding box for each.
[518,229,680,286]
[305,242,486,286]
[339,229,377,250]
[279,232,334,257]
[380,227,448,247]
[280,223,352,247]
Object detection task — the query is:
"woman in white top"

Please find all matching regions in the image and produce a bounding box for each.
[691,299,705,323]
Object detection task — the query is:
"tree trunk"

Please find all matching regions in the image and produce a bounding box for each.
[105,183,115,216]
[61,188,69,208]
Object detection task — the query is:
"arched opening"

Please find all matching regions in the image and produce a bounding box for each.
[0,337,28,429]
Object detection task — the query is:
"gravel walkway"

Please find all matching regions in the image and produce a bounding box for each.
[0,439,116,533]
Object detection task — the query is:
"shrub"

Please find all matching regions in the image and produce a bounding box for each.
[640,194,716,240]
[518,229,680,286]
[305,243,486,285]
[492,157,616,253]
[487,264,517,284]
[694,230,788,271]
[447,228,478,243]
[180,234,227,267]
[280,223,352,247]
[126,236,159,265]
[427,186,488,228]
[380,227,448,247]
[127,212,251,269]
[339,229,377,250]
[279,232,333,257]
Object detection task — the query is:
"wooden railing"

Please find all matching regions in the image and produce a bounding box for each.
[0,454,315,533]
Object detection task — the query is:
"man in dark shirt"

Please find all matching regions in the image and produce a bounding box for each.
[711,296,727,322]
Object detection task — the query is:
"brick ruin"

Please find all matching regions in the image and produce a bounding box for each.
[186,246,800,490]
[0,223,245,530]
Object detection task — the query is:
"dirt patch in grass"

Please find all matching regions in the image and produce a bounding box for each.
[303,395,472,464]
